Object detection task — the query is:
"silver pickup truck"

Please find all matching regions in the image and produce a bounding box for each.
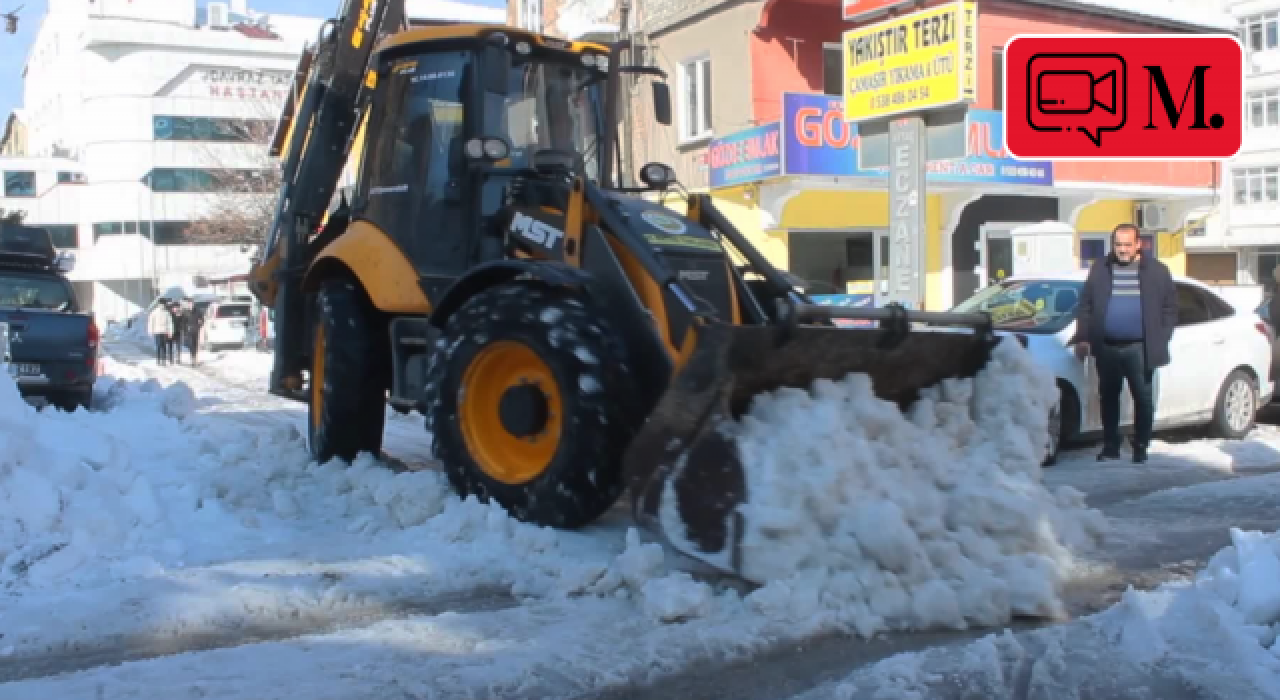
[0,224,99,411]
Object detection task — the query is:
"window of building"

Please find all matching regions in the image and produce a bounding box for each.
[91,221,197,244]
[822,43,842,97]
[1260,252,1280,292]
[142,168,275,193]
[1079,236,1107,269]
[1243,13,1279,53]
[56,171,86,184]
[152,116,274,143]
[40,224,78,249]
[1248,89,1279,129]
[991,49,1004,110]
[152,222,195,245]
[518,0,542,32]
[4,171,36,197]
[92,222,124,241]
[679,56,712,142]
[1234,166,1280,205]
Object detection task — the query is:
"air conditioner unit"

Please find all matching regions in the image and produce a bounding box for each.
[208,2,230,29]
[1136,202,1168,230]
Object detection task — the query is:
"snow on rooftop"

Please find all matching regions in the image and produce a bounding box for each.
[1058,0,1236,31]
[404,0,505,24]
[258,13,325,47]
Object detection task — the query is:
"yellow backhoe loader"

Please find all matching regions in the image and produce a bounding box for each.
[248,0,1000,581]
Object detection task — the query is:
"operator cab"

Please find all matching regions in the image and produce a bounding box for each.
[354,28,663,302]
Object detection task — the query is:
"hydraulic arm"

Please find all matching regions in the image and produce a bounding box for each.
[253,0,405,396]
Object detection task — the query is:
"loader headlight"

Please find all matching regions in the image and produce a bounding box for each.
[465,137,511,162]
[515,41,531,55]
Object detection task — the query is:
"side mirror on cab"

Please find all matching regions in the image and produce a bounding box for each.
[651,82,672,126]
[638,162,676,190]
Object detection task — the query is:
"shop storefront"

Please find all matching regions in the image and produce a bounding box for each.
[706,91,1210,311]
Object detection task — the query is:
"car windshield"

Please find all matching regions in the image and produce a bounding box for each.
[486,56,605,180]
[0,272,72,311]
[952,279,1083,333]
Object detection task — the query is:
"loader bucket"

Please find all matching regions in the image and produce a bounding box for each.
[622,308,999,581]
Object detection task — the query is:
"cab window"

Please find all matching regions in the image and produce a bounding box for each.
[360,51,471,276]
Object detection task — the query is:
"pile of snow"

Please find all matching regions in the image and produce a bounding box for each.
[801,527,1280,700]
[672,337,1108,636]
[0,335,1108,670]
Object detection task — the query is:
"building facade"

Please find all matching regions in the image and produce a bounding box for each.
[0,0,323,322]
[639,0,1234,311]
[1185,0,1280,289]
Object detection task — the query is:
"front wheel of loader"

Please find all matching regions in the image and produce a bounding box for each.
[425,283,637,528]
[307,278,387,463]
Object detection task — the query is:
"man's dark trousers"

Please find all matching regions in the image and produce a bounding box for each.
[1096,340,1154,453]
[154,334,168,365]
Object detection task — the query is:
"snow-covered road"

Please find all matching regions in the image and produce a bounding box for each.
[2,337,1280,698]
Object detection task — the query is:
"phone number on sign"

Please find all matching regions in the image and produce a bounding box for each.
[867,85,934,111]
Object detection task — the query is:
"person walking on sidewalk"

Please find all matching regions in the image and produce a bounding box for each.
[165,301,182,365]
[187,301,206,366]
[1069,223,1178,463]
[147,302,174,366]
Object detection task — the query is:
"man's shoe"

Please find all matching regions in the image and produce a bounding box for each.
[1132,447,1149,464]
[1097,448,1121,462]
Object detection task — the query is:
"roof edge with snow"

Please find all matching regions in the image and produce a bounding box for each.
[1016,0,1237,33]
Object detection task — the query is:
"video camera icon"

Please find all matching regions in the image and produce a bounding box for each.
[1026,53,1127,148]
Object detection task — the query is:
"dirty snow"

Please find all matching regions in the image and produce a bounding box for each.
[794,526,1280,700]
[3,335,1266,699]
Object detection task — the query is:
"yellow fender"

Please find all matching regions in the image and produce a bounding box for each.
[304,220,432,314]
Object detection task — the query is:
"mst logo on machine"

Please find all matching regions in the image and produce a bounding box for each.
[509,211,566,252]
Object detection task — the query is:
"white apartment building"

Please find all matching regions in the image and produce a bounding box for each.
[1,0,502,324]
[1186,1,1280,287]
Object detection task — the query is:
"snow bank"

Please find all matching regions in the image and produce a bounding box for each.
[0,336,1108,673]
[703,338,1108,636]
[800,527,1280,700]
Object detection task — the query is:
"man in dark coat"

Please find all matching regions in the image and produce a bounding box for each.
[1069,223,1179,463]
[186,301,205,366]
[166,302,183,365]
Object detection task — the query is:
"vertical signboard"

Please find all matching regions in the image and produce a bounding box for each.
[888,117,926,308]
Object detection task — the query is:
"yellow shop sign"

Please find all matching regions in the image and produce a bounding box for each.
[841,0,978,122]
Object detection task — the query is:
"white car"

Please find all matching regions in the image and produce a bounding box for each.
[201,301,252,350]
[951,272,1275,464]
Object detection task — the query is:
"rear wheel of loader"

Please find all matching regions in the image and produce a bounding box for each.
[307,278,387,463]
[425,283,637,528]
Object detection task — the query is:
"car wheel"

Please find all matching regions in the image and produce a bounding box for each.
[1043,383,1079,467]
[1210,369,1257,440]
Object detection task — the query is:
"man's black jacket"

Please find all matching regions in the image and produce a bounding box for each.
[1069,253,1179,369]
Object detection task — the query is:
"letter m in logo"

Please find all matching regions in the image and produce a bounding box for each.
[1143,65,1213,130]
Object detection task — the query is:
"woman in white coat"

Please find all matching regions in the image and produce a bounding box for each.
[147,303,174,365]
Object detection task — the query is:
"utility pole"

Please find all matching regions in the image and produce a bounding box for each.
[617,0,635,187]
